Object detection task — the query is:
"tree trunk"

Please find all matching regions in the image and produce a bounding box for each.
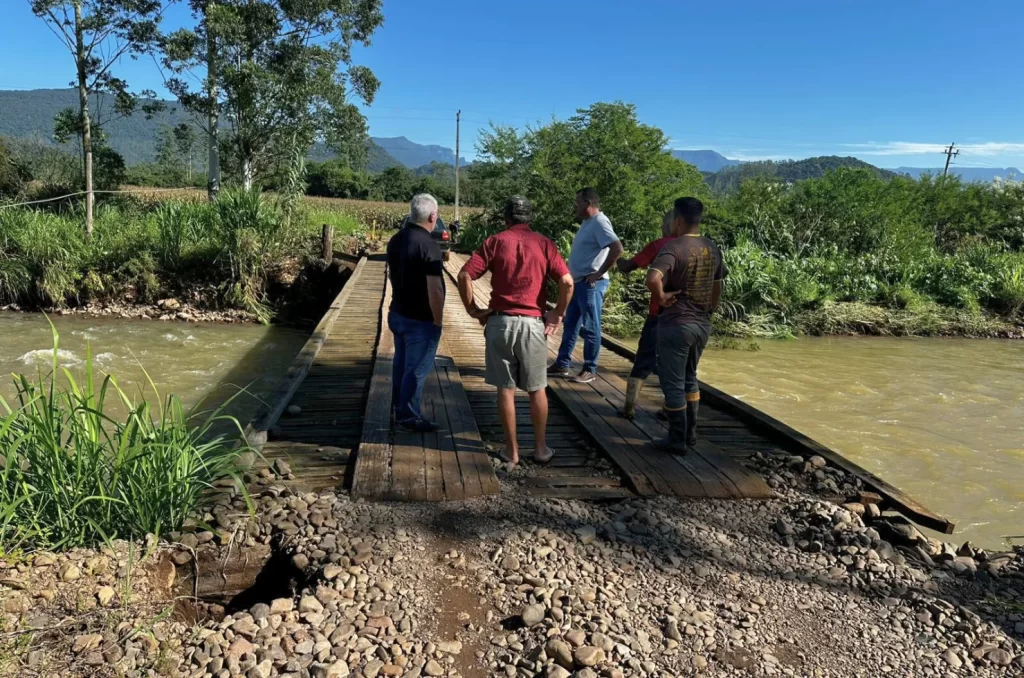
[206,4,220,201]
[241,156,255,191]
[75,2,94,237]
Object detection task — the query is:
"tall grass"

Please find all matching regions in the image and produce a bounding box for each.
[0,324,250,551]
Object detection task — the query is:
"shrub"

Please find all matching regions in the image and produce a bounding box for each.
[0,327,250,550]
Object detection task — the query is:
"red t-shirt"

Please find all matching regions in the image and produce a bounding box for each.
[461,224,570,317]
[632,236,676,316]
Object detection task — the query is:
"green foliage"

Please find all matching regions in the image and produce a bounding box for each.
[163,0,384,188]
[705,155,898,194]
[0,325,248,550]
[0,139,26,198]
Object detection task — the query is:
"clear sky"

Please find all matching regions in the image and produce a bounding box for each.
[2,0,1023,169]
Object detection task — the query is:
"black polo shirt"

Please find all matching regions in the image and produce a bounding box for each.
[387,222,444,322]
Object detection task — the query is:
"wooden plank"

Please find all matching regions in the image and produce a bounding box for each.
[243,257,366,452]
[441,363,499,496]
[526,476,622,488]
[528,486,635,501]
[598,333,954,532]
[350,268,393,500]
[422,367,449,501]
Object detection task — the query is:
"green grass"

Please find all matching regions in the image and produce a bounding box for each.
[0,323,250,551]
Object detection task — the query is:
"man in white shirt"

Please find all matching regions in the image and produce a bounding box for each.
[548,187,624,384]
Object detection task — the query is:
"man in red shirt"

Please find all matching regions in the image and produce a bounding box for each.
[458,196,574,465]
[615,210,677,419]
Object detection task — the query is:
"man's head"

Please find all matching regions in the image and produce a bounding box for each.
[504,195,533,226]
[574,187,600,221]
[409,193,439,229]
[672,197,704,234]
[661,209,674,237]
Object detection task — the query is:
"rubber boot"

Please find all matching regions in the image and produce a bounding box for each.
[653,407,688,454]
[621,377,642,420]
[686,399,699,447]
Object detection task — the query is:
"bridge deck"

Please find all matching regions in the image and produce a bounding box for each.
[445,253,773,500]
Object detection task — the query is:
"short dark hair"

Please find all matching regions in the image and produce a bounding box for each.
[673,197,704,226]
[576,187,600,207]
[504,195,533,224]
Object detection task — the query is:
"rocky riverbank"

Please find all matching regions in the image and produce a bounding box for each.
[1,298,261,323]
[1,454,1022,677]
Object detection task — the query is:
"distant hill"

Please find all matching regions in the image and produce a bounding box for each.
[371,136,466,169]
[706,155,897,193]
[671,149,740,173]
[0,87,405,171]
[892,166,1023,183]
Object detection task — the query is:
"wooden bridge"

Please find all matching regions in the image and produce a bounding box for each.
[244,251,954,534]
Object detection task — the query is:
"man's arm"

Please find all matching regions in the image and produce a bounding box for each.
[427,275,444,326]
[458,249,491,325]
[616,256,639,274]
[544,273,574,336]
[586,240,624,285]
[711,279,723,313]
[646,269,679,308]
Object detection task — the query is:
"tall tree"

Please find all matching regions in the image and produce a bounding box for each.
[30,0,164,236]
[163,0,383,191]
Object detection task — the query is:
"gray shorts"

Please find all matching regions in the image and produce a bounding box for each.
[484,315,548,392]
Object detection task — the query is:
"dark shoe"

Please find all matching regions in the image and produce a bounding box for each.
[397,417,440,433]
[620,377,642,420]
[570,370,596,384]
[652,407,688,454]
[686,399,699,447]
[547,364,571,377]
[656,408,668,422]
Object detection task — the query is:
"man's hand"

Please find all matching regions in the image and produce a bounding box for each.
[584,272,602,287]
[543,310,563,336]
[468,302,491,327]
[657,290,680,307]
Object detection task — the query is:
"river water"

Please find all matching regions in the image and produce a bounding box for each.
[695,337,1024,550]
[0,313,308,430]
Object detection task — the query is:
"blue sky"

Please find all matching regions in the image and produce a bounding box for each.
[2,0,1023,168]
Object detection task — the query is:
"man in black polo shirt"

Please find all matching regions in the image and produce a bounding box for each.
[387,193,446,432]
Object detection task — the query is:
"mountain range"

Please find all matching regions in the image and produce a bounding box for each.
[1,89,1020,184]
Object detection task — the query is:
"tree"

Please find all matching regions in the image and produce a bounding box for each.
[30,0,164,236]
[475,102,708,247]
[163,0,384,191]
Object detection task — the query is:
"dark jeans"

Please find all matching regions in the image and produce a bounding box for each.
[389,311,441,422]
[554,277,610,373]
[656,322,710,410]
[630,314,659,379]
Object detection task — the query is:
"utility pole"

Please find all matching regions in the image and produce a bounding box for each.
[454,110,461,222]
[942,142,959,177]
[206,1,221,201]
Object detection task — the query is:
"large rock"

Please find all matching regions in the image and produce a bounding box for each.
[423,660,444,676]
[545,639,574,669]
[311,661,350,678]
[574,646,605,667]
[521,604,546,627]
[985,648,1013,666]
[299,596,324,614]
[574,526,597,545]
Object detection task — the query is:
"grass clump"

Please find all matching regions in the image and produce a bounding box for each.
[0,324,249,551]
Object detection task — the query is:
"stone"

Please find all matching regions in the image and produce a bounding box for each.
[565,629,586,647]
[423,660,444,676]
[286,405,302,416]
[273,459,292,476]
[692,654,709,670]
[574,646,605,667]
[323,564,344,580]
[500,555,520,571]
[299,596,324,614]
[33,553,56,567]
[270,598,294,614]
[574,526,597,545]
[985,648,1013,666]
[72,634,103,654]
[226,638,255,660]
[250,603,270,621]
[521,603,546,627]
[774,519,794,536]
[809,456,827,468]
[364,660,385,677]
[249,659,273,678]
[59,564,81,582]
[940,650,962,669]
[96,586,115,607]
[546,666,571,678]
[437,640,462,655]
[293,553,310,570]
[312,661,350,678]
[545,639,574,669]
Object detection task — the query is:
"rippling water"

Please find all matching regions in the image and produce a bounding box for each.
[693,337,1024,549]
[0,313,308,428]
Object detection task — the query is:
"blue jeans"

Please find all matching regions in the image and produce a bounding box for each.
[389,311,441,422]
[656,322,709,410]
[554,277,609,373]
